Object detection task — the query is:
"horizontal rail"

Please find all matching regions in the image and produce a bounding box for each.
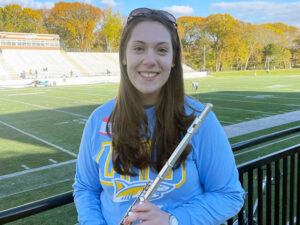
[231,126,300,152]
[237,144,300,173]
[0,192,73,224]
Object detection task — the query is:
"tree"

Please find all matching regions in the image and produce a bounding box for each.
[100,7,123,52]
[204,14,236,71]
[20,8,46,33]
[0,7,4,30]
[46,2,103,50]
[3,4,23,31]
[178,16,210,69]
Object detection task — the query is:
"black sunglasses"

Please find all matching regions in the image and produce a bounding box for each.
[127,8,177,28]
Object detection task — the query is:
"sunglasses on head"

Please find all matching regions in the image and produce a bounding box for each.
[127,8,177,28]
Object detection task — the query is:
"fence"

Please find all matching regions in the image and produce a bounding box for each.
[0,126,299,224]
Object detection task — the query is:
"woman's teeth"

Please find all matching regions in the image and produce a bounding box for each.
[140,72,157,78]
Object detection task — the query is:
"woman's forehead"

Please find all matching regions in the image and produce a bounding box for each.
[128,21,172,45]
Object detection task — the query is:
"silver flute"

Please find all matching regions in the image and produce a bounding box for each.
[119,103,213,225]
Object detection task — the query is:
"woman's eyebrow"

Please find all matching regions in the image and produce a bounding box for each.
[131,40,170,46]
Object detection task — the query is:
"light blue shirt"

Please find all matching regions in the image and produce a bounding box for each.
[73,97,244,225]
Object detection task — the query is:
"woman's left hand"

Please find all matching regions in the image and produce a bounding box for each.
[123,201,170,225]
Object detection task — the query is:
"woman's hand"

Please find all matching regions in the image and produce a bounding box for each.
[123,201,170,225]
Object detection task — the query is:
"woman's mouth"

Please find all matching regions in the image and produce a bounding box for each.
[139,72,158,78]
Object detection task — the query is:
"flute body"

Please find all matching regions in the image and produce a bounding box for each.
[119,103,213,225]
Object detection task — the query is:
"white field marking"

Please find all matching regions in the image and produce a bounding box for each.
[234,134,300,157]
[49,158,58,163]
[200,96,300,107]
[0,178,73,199]
[21,164,30,170]
[267,84,289,88]
[246,95,273,99]
[54,121,69,125]
[0,120,77,158]
[215,92,300,101]
[0,97,87,118]
[0,159,77,180]
[217,106,277,115]
[7,92,45,96]
[220,120,232,125]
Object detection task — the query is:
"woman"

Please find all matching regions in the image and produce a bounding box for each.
[73,8,244,225]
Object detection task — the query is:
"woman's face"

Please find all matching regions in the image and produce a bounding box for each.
[125,21,173,105]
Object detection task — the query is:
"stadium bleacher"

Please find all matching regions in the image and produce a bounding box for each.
[0,31,204,82]
[0,50,201,81]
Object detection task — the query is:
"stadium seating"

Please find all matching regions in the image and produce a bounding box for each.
[0,50,197,80]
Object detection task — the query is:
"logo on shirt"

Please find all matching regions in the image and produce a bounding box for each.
[113,179,174,202]
[96,141,186,203]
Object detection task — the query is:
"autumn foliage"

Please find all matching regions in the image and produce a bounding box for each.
[0,2,300,70]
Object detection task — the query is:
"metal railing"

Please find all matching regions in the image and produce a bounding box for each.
[227,144,300,225]
[0,126,299,224]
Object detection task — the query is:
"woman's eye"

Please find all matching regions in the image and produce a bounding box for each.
[134,47,144,52]
[158,48,168,54]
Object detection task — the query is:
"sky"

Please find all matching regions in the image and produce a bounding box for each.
[1,0,300,28]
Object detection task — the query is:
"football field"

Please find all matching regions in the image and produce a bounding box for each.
[0,73,299,224]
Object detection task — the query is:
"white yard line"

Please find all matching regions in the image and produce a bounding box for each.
[234,134,300,157]
[21,164,30,170]
[220,120,233,125]
[0,97,87,118]
[49,158,58,164]
[7,92,45,96]
[0,159,77,180]
[0,178,73,199]
[217,106,277,115]
[200,96,300,107]
[0,120,77,158]
[215,92,300,101]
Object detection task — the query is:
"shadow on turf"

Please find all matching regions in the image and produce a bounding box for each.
[0,104,101,152]
[0,90,299,163]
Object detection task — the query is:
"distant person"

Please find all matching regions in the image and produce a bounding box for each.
[73,7,244,225]
[267,68,269,75]
[192,81,199,92]
[106,69,111,76]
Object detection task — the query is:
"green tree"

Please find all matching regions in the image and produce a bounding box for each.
[178,16,210,69]
[3,4,23,31]
[20,8,46,33]
[204,14,236,71]
[101,7,123,52]
[0,7,4,30]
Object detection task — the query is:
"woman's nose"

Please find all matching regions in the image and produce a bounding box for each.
[142,50,156,66]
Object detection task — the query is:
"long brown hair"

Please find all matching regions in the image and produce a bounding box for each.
[108,13,195,176]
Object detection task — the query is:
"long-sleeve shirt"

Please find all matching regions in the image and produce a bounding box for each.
[73,97,244,225]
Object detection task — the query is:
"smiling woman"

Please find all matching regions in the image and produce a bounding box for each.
[125,21,173,105]
[73,7,244,225]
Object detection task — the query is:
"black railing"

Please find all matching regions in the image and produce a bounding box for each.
[0,126,299,224]
[227,144,300,225]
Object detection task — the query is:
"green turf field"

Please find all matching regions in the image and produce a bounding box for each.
[0,73,299,224]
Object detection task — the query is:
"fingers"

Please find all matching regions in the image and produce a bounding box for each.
[123,201,151,224]
[132,201,155,212]
[123,201,169,225]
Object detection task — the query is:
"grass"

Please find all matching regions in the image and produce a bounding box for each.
[0,71,299,224]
